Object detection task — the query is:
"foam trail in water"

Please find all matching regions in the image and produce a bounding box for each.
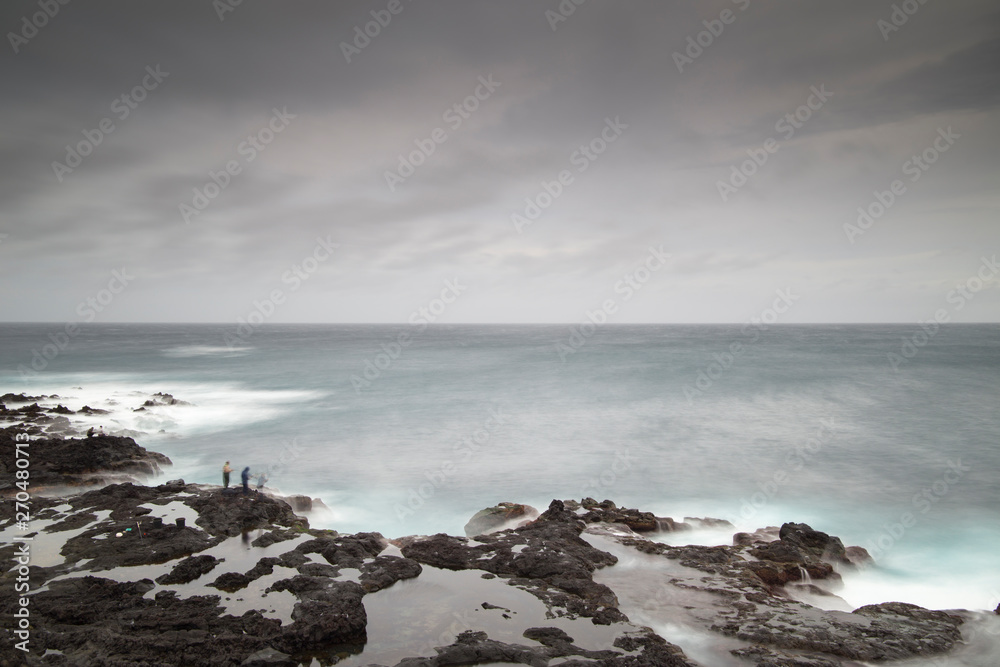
[4,376,328,443]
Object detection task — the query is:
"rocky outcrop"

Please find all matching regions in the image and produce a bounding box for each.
[593,516,967,665]
[0,433,170,491]
[186,489,306,537]
[777,522,848,563]
[156,554,220,585]
[15,577,279,666]
[359,555,423,592]
[0,392,51,403]
[714,599,963,662]
[404,500,626,625]
[464,501,538,536]
[278,581,368,653]
[283,494,313,512]
[567,498,696,533]
[0,419,983,667]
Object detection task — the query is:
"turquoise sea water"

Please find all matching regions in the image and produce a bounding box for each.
[2,322,998,612]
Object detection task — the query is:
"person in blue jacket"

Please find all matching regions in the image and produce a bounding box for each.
[241,467,251,495]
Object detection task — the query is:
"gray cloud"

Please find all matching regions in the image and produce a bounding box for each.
[1,0,998,323]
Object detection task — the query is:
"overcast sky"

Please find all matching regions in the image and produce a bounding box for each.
[2,0,998,323]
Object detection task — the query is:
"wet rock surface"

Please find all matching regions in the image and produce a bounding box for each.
[464,501,539,536]
[570,497,681,532]
[403,500,625,625]
[593,519,970,666]
[0,432,171,491]
[0,431,986,666]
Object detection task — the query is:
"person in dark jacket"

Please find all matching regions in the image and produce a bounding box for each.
[241,467,251,495]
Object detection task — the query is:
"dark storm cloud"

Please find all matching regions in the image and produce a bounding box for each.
[1,0,998,322]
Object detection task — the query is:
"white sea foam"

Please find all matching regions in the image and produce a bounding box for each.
[4,377,329,444]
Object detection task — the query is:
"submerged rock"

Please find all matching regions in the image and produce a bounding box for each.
[240,647,298,667]
[734,525,782,545]
[684,516,735,527]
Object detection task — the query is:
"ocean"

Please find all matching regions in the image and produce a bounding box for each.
[2,322,999,614]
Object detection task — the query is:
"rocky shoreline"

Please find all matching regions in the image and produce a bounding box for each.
[2,430,999,666]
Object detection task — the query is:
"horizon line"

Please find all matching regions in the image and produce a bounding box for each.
[0,321,997,326]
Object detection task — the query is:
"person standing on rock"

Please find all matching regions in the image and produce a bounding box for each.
[222,461,232,488]
[241,466,251,495]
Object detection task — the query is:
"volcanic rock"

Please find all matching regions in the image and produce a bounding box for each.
[185,490,306,537]
[156,554,220,585]
[464,501,539,536]
[0,434,171,492]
